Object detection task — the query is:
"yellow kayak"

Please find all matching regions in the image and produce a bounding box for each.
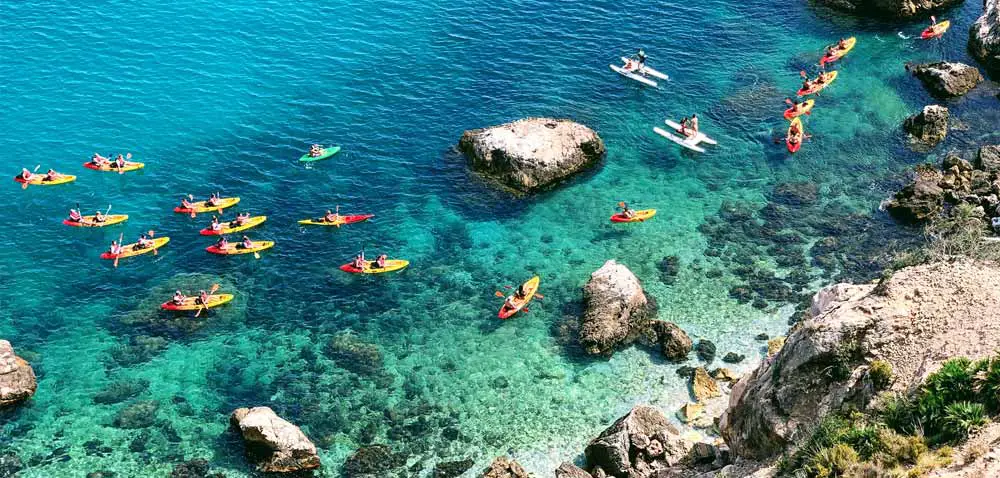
[174,197,240,213]
[83,161,145,172]
[340,259,409,274]
[161,294,234,311]
[100,237,170,259]
[206,240,274,255]
[15,174,76,186]
[499,276,540,319]
[610,209,656,223]
[820,37,856,66]
[200,216,267,235]
[64,214,128,227]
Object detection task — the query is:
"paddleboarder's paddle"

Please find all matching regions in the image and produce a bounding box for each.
[149,230,158,255]
[113,232,124,268]
[195,283,220,318]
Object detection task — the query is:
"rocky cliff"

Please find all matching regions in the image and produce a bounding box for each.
[969,0,1000,72]
[816,0,964,17]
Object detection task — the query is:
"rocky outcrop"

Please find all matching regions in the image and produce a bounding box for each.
[434,459,475,478]
[481,456,529,478]
[580,260,658,356]
[969,0,1000,72]
[345,445,407,478]
[908,62,984,97]
[459,118,606,193]
[555,462,593,478]
[721,261,1000,461]
[0,340,36,408]
[814,0,963,17]
[904,104,949,147]
[976,144,1000,173]
[886,168,945,222]
[230,407,320,473]
[691,367,721,401]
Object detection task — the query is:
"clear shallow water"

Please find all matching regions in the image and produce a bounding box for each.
[0,0,997,476]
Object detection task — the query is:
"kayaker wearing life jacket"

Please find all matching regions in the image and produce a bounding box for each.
[173,290,187,305]
[210,216,222,231]
[233,212,250,226]
[352,253,366,270]
[68,209,83,223]
[309,144,324,157]
[109,240,123,255]
[196,290,209,305]
[216,237,229,249]
[207,193,221,207]
[323,209,339,223]
[620,202,636,219]
[93,210,106,223]
[44,169,60,181]
[113,154,126,169]
[238,235,253,250]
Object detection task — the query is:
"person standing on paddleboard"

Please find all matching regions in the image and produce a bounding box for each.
[636,49,647,68]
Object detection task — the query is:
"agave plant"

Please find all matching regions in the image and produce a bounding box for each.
[923,358,976,405]
[973,357,1000,413]
[940,401,987,443]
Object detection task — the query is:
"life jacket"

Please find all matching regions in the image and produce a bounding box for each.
[69,210,82,221]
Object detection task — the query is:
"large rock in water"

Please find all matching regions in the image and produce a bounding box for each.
[904,104,949,147]
[0,340,37,408]
[459,118,606,193]
[969,0,1000,72]
[584,405,695,477]
[720,261,1000,460]
[815,0,963,17]
[481,456,529,478]
[230,407,320,473]
[908,62,984,97]
[579,260,657,356]
[886,168,944,222]
[976,145,1000,173]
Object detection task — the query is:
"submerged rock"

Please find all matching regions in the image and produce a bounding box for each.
[555,462,593,478]
[170,459,224,478]
[93,379,149,405]
[579,260,657,356]
[0,452,23,478]
[112,400,159,429]
[691,367,721,401]
[722,352,745,364]
[459,117,606,193]
[695,340,717,363]
[434,459,475,478]
[230,406,321,473]
[970,0,1000,73]
[645,320,693,361]
[814,0,962,17]
[904,104,949,147]
[721,261,1000,460]
[908,62,984,97]
[0,340,37,408]
[325,331,385,376]
[976,144,1000,173]
[481,456,529,478]
[344,445,406,477]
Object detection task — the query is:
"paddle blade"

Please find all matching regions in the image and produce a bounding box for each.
[21,182,28,190]
[535,293,544,300]
[495,291,505,298]
[190,209,197,219]
[254,251,261,260]
[113,254,120,268]
[210,283,220,294]
[195,305,204,318]
[126,153,132,160]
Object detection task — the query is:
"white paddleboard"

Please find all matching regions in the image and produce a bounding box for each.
[664,120,717,145]
[654,127,706,153]
[610,64,658,87]
[620,57,668,80]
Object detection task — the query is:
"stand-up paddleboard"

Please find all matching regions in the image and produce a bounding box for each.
[654,127,706,153]
[610,64,658,87]
[664,120,718,145]
[619,57,668,80]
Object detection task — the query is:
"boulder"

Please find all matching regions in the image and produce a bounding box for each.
[112,400,159,429]
[720,261,1000,461]
[646,320,693,361]
[694,340,717,363]
[585,405,693,476]
[711,368,742,383]
[345,445,407,477]
[230,407,320,473]
[555,462,594,478]
[459,117,606,193]
[0,340,36,408]
[904,104,949,147]
[481,456,529,478]
[580,260,657,356]
[691,367,721,401]
[969,0,1000,72]
[677,402,706,424]
[814,0,963,17]
[722,352,745,364]
[170,459,224,478]
[943,154,975,172]
[908,62,984,97]
[976,145,1000,173]
[887,171,945,222]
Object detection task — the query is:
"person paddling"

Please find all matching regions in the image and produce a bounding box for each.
[113,154,127,169]
[210,216,222,231]
[93,210,107,223]
[323,209,340,223]
[233,212,250,226]
[689,114,700,134]
[620,202,636,219]
[352,253,366,270]
[43,169,61,182]
[207,193,221,207]
[237,235,253,250]
[109,240,124,256]
[181,196,194,210]
[216,236,229,250]
[68,208,83,223]
[369,253,388,269]
[636,49,647,68]
[195,290,209,305]
[788,121,803,147]
[173,290,187,305]
[309,144,324,157]
[135,234,153,250]
[92,153,110,166]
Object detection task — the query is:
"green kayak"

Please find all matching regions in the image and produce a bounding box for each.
[299,146,341,163]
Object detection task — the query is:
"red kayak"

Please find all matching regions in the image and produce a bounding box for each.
[298,214,374,226]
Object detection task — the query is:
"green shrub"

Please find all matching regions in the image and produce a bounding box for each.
[880,394,917,435]
[806,444,860,478]
[842,425,885,460]
[868,361,893,390]
[876,428,927,467]
[923,358,976,405]
[974,357,1000,413]
[939,401,987,443]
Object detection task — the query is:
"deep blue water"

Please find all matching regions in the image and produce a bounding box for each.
[1,0,997,476]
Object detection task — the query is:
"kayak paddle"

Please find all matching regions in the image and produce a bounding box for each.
[21,165,40,190]
[149,230,158,255]
[195,283,220,318]
[113,232,124,268]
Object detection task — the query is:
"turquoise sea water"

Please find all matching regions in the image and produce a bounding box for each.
[1,0,998,476]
